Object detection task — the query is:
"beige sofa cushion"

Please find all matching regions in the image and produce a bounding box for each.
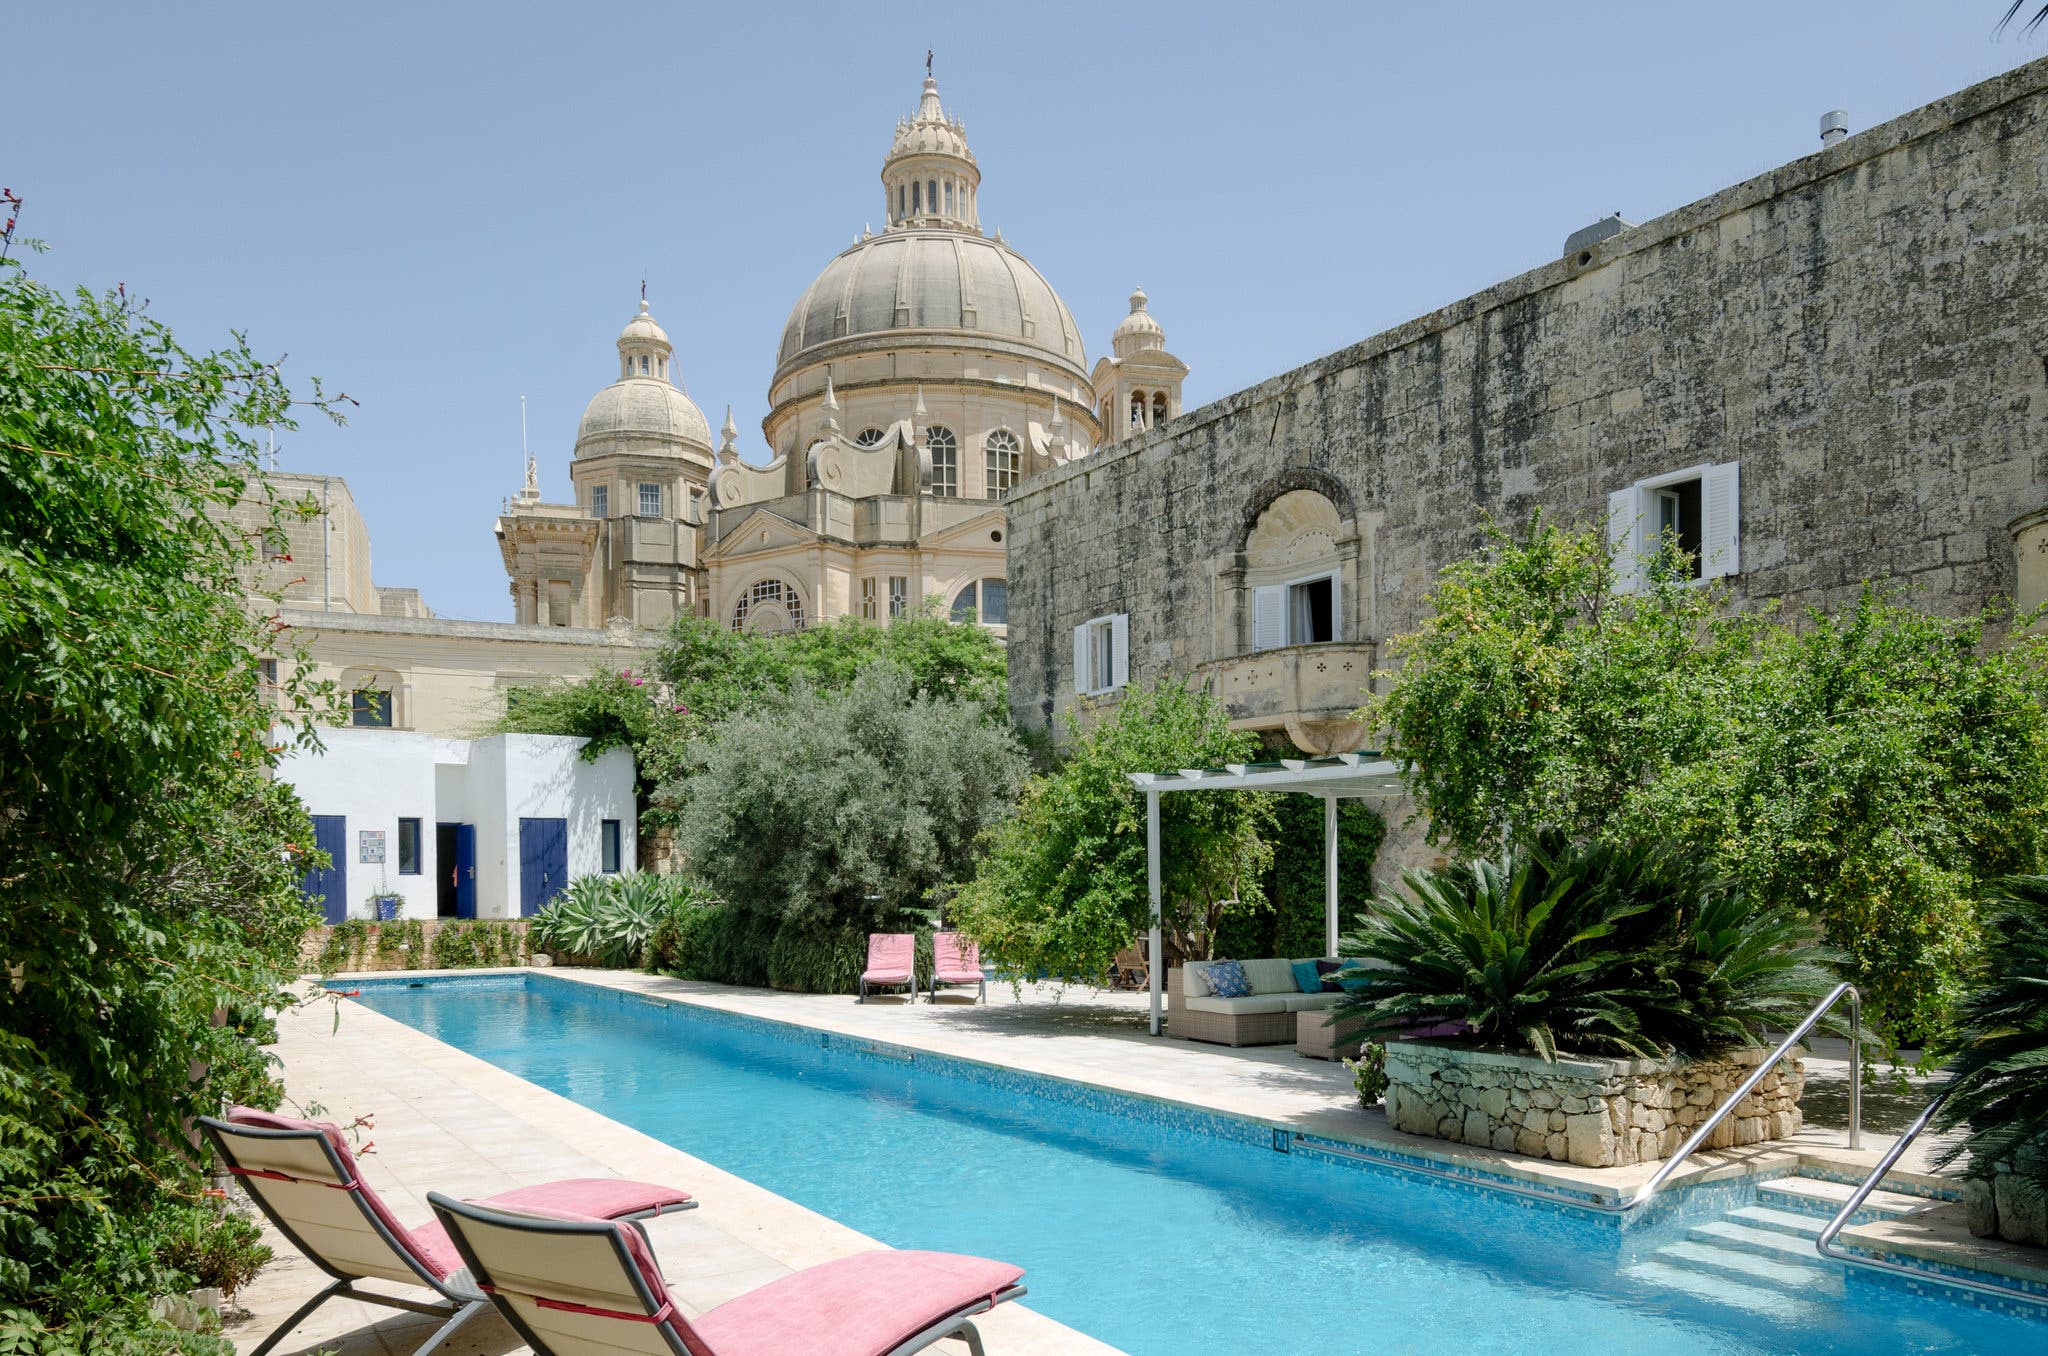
[1180,965,1213,998]
[1240,958,1297,995]
[1183,995,1291,1016]
[1283,992,1342,1012]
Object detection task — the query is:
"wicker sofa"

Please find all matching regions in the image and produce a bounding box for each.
[1166,958,1345,1047]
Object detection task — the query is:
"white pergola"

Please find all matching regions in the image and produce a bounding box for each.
[1127,753,1407,1037]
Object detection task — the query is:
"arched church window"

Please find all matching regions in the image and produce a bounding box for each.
[984,429,1020,500]
[944,182,953,215]
[898,184,906,219]
[928,426,958,497]
[912,182,922,214]
[731,576,807,634]
[1153,391,1168,426]
[927,179,938,214]
[1131,392,1146,428]
[949,578,1007,626]
[951,581,977,622]
[854,427,887,448]
[638,355,650,374]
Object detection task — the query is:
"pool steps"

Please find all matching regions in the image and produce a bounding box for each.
[1624,1171,1934,1317]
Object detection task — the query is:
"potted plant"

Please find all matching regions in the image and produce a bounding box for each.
[367,889,402,922]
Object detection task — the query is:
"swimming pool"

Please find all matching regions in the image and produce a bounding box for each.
[343,974,2043,1355]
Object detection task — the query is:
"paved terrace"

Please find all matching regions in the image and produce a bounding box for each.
[231,968,2035,1353]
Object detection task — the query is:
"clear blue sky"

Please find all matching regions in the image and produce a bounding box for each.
[12,4,2044,622]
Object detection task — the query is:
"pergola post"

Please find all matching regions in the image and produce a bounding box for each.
[1324,794,1341,958]
[1147,788,1163,1037]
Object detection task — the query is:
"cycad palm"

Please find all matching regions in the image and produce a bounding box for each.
[1933,875,2048,1181]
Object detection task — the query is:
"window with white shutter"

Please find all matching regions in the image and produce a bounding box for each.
[1073,614,1129,695]
[1609,461,1740,590]
[1252,586,1286,650]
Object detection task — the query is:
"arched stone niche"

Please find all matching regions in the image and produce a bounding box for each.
[2011,507,2048,616]
[1213,473,1369,658]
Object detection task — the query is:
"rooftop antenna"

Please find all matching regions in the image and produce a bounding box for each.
[926,48,933,79]
[266,428,277,471]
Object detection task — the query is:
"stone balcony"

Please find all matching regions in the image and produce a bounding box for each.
[1195,641,1378,755]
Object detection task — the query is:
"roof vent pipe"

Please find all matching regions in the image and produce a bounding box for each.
[1820,110,1849,147]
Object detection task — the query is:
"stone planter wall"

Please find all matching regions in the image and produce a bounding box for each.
[1382,1039,1805,1168]
[1964,1156,2048,1248]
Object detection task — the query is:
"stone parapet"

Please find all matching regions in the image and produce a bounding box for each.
[1382,1039,1805,1168]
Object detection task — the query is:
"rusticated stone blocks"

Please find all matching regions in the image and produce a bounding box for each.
[1381,1040,1806,1168]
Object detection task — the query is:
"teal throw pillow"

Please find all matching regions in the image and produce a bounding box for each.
[1291,959,1323,994]
[1205,959,1252,999]
[1336,958,1374,993]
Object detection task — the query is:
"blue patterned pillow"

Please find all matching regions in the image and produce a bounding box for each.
[1204,959,1252,999]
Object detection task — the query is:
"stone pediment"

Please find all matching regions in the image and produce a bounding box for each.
[703,507,814,560]
[920,505,1008,551]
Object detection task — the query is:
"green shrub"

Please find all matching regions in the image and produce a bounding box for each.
[644,902,776,987]
[1934,875,2048,1189]
[1343,1044,1389,1107]
[318,919,370,975]
[371,918,425,971]
[429,920,524,969]
[1335,835,1843,1061]
[1214,797,1384,960]
[766,920,869,994]
[668,662,1026,943]
[151,1200,271,1300]
[954,679,1273,984]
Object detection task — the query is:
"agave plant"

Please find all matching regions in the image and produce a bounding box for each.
[531,873,680,968]
[1933,875,2048,1184]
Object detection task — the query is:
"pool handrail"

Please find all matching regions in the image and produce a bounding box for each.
[1612,980,1861,1213]
[1807,1088,2048,1307]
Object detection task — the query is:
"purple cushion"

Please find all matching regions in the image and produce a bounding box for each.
[1315,959,1345,994]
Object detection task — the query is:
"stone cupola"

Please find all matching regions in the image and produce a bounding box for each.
[882,74,981,231]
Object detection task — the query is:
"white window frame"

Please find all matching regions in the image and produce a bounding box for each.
[637,482,662,517]
[1073,612,1130,696]
[887,575,908,619]
[591,484,609,518]
[860,577,879,620]
[1608,460,1740,593]
[1250,569,1341,651]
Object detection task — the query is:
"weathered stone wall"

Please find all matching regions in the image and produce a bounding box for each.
[1007,57,2048,882]
[1964,1154,2048,1248]
[1382,1041,1805,1168]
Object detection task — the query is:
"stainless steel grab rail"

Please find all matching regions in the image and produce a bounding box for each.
[1604,981,1861,1212]
[1294,982,1863,1216]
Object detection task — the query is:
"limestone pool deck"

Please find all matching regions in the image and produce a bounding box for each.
[230,966,2042,1353]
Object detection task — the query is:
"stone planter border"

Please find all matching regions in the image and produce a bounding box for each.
[1382,1038,1806,1168]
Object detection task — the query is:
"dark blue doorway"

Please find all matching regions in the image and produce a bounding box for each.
[302,814,348,924]
[436,823,477,918]
[518,817,567,916]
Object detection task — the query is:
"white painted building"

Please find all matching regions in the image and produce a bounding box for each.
[274,728,635,922]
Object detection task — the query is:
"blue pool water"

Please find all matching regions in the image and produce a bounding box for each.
[344,975,2040,1355]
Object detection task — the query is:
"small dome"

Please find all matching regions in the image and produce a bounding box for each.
[885,78,975,172]
[576,299,711,459]
[775,231,1087,383]
[575,380,712,459]
[1112,286,1165,358]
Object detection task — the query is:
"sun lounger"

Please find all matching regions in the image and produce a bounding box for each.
[200,1106,694,1356]
[928,931,986,1003]
[428,1191,1027,1356]
[859,931,917,1003]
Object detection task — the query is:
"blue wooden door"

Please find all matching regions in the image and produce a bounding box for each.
[302,815,348,924]
[453,824,477,919]
[518,817,567,916]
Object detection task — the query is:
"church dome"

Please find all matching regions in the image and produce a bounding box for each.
[574,299,713,459]
[774,230,1088,383]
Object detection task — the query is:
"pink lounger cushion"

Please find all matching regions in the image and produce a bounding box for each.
[224,1107,691,1281]
[691,1249,1025,1356]
[861,932,915,983]
[931,932,981,983]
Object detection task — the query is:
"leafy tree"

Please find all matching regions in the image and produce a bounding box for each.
[0,248,338,1343]
[668,662,1027,946]
[1370,516,2048,1045]
[1214,796,1384,960]
[953,679,1276,983]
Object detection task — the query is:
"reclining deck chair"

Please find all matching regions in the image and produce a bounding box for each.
[428,1191,1027,1356]
[928,932,986,1004]
[200,1106,695,1356]
[858,932,917,1003]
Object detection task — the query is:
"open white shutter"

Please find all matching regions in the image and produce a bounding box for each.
[1328,571,1343,642]
[1109,614,1130,688]
[1607,487,1645,593]
[1072,623,1092,695]
[1700,461,1741,579]
[1252,585,1286,650]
